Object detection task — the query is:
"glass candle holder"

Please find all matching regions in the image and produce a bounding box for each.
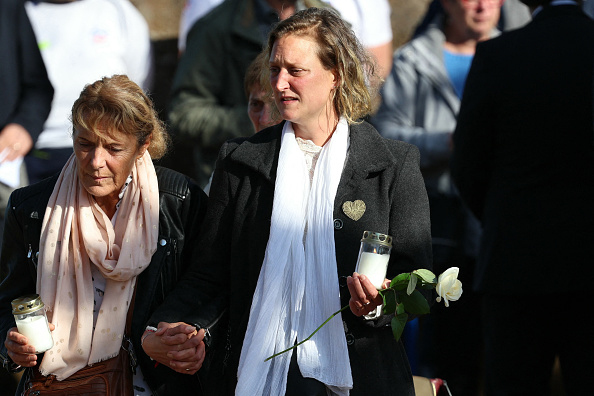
[11,294,54,353]
[354,231,393,289]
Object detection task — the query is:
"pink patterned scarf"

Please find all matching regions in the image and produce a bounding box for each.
[37,152,159,380]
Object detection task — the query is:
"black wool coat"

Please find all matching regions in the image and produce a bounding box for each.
[150,121,433,395]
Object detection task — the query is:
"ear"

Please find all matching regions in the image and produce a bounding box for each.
[332,70,340,89]
[137,135,152,159]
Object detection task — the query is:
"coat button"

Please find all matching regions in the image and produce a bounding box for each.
[338,276,348,288]
[159,239,167,246]
[333,219,343,230]
[346,333,355,346]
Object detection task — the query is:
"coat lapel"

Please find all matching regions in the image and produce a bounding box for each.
[228,122,283,184]
[336,121,399,203]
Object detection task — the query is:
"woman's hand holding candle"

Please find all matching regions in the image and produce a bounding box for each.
[347,273,390,317]
[5,323,55,367]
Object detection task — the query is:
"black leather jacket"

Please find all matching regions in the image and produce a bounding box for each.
[0,166,208,395]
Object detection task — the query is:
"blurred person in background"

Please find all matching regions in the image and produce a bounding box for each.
[203,50,282,195]
[323,0,394,78]
[0,0,53,390]
[415,0,531,34]
[451,0,594,394]
[0,0,53,254]
[168,0,332,188]
[23,0,152,185]
[178,0,394,78]
[370,0,503,394]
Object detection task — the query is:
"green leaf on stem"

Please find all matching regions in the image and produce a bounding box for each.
[381,289,397,315]
[391,312,408,341]
[390,273,410,291]
[406,274,418,295]
[413,269,437,289]
[399,289,430,315]
[413,269,436,284]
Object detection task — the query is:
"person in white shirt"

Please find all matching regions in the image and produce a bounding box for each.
[24,0,152,185]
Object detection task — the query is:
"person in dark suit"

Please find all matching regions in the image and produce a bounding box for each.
[0,0,53,253]
[451,1,594,395]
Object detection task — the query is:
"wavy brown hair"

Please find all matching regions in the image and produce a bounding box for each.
[71,75,170,159]
[266,7,380,124]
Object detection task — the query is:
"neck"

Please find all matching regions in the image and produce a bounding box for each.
[94,195,118,219]
[443,39,477,54]
[293,116,339,147]
[443,25,488,55]
[265,0,297,20]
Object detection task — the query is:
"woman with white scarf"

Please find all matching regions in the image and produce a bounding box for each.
[148,7,433,396]
[0,75,209,395]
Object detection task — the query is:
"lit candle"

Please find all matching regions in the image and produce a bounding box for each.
[357,251,390,289]
[15,315,54,353]
[12,294,54,353]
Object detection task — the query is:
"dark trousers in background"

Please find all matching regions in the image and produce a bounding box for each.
[482,292,594,396]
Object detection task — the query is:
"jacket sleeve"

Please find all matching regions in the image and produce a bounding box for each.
[451,43,495,220]
[147,145,234,337]
[387,143,434,315]
[387,143,433,275]
[0,196,37,368]
[8,1,53,142]
[371,50,452,171]
[167,23,253,152]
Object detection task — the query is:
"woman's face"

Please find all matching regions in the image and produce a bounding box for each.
[247,83,280,132]
[73,127,148,208]
[269,34,337,135]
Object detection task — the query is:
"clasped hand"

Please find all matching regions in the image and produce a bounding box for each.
[141,322,205,375]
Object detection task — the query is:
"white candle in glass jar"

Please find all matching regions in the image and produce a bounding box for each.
[16,315,54,353]
[357,251,390,289]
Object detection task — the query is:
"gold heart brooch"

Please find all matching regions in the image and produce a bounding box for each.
[342,200,366,221]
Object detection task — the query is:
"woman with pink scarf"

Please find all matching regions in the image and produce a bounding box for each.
[0,75,208,395]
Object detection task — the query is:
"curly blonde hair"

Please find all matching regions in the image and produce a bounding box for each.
[266,7,381,124]
[71,75,170,159]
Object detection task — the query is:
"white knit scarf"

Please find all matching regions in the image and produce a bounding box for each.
[37,152,159,380]
[236,119,352,395]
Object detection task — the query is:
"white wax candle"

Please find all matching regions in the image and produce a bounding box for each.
[16,315,54,353]
[357,251,390,289]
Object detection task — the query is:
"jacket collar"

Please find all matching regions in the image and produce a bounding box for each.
[228,120,398,185]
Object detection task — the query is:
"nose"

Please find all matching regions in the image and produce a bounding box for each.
[89,147,107,169]
[272,69,290,92]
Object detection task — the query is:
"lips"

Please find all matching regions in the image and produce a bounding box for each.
[279,96,298,105]
[90,175,109,182]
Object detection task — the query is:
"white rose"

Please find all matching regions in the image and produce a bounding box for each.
[435,267,463,307]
